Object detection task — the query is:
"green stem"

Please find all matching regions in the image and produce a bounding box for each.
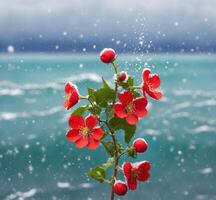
[105,121,119,200]
[88,61,120,200]
[109,61,119,200]
[129,85,142,90]
[79,95,88,100]
[118,150,127,159]
[87,96,95,107]
[111,61,118,74]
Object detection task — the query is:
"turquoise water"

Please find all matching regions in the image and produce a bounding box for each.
[0,53,216,200]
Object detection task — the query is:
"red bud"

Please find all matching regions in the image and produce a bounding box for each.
[118,71,127,82]
[113,180,127,196]
[100,48,116,63]
[133,138,148,153]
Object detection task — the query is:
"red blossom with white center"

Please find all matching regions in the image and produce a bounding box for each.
[142,68,162,100]
[64,82,79,110]
[114,90,148,125]
[133,138,148,153]
[113,180,128,196]
[123,161,151,190]
[100,48,116,64]
[66,114,104,150]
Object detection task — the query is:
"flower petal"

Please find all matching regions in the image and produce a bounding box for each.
[138,161,151,173]
[133,97,148,117]
[126,114,138,125]
[65,82,78,94]
[127,177,137,190]
[137,172,150,182]
[68,115,85,129]
[66,129,81,142]
[65,82,73,94]
[118,91,133,106]
[146,89,162,100]
[122,162,132,179]
[86,114,98,129]
[64,90,79,110]
[64,94,72,110]
[148,74,161,89]
[92,127,104,140]
[135,108,148,118]
[114,103,127,118]
[142,68,151,82]
[87,137,100,150]
[75,137,88,148]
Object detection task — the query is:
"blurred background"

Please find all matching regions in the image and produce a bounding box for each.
[0,0,216,200]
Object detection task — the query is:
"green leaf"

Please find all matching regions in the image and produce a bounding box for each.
[87,87,96,102]
[106,104,114,119]
[88,106,101,116]
[102,141,123,156]
[102,158,114,170]
[93,78,115,107]
[119,76,134,89]
[102,77,110,88]
[132,90,141,98]
[126,147,137,158]
[87,79,115,108]
[95,87,115,107]
[87,166,106,183]
[87,158,114,183]
[72,105,90,115]
[127,76,134,86]
[102,141,115,157]
[109,117,136,143]
[87,88,102,115]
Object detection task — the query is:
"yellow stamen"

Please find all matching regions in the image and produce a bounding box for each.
[125,103,134,113]
[79,127,90,137]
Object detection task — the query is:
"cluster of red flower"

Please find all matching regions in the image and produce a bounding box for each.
[63,48,162,197]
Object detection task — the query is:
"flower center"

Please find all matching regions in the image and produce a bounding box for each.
[131,169,138,178]
[79,127,91,137]
[146,80,155,90]
[125,103,134,114]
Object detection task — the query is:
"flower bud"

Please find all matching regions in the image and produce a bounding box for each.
[113,180,128,196]
[118,71,127,82]
[133,138,148,153]
[64,82,79,110]
[99,48,116,63]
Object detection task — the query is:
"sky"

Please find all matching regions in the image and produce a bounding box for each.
[0,0,216,52]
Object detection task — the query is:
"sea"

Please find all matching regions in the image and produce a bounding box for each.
[0,53,216,200]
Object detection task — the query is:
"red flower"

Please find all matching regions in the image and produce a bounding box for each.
[123,161,151,190]
[118,71,128,82]
[133,138,148,153]
[114,90,148,125]
[142,68,162,100]
[100,48,116,63]
[113,180,128,196]
[66,114,104,150]
[64,82,79,110]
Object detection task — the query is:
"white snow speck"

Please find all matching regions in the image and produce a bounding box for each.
[7,46,15,53]
[199,167,213,175]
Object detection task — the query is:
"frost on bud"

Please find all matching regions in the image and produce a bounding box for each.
[113,180,128,196]
[99,48,116,64]
[133,138,148,153]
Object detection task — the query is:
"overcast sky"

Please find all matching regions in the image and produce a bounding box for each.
[0,0,215,52]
